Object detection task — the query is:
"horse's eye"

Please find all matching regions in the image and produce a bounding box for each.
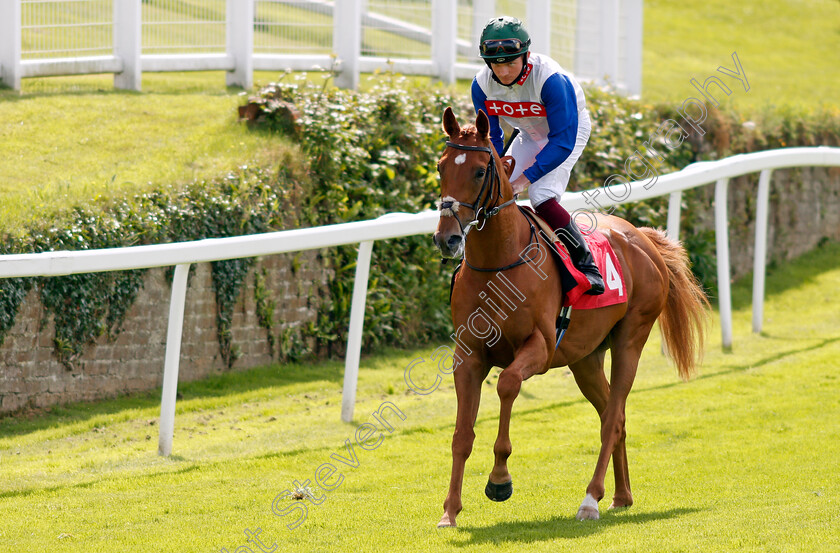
[475,168,486,179]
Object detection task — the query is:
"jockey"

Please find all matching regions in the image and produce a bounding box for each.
[472,16,604,295]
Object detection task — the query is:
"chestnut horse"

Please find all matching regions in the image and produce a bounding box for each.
[432,107,709,527]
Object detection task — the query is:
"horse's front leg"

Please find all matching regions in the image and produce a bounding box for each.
[486,331,549,502]
[438,355,490,528]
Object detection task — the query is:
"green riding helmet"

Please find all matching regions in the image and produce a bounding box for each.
[479,16,531,64]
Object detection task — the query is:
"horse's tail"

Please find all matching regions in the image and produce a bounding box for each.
[639,227,711,380]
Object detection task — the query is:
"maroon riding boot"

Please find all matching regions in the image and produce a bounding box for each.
[535,199,605,295]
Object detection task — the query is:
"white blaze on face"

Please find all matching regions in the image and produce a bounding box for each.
[454,153,467,165]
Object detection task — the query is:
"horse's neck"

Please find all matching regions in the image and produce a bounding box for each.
[465,206,530,268]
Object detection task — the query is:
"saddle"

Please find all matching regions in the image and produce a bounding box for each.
[519,206,626,310]
[446,206,627,348]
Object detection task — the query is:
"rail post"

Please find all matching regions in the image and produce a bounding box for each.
[714,179,733,351]
[472,0,496,47]
[666,190,682,241]
[226,0,254,89]
[341,241,375,423]
[159,263,191,456]
[431,0,457,84]
[625,0,643,95]
[527,0,551,56]
[0,0,22,91]
[752,169,773,334]
[334,0,362,90]
[114,0,141,90]
[599,0,620,84]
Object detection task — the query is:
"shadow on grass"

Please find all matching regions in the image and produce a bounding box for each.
[438,332,840,434]
[0,72,242,102]
[642,334,840,396]
[699,335,840,378]
[450,507,701,545]
[0,87,136,102]
[3,242,838,441]
[0,453,199,500]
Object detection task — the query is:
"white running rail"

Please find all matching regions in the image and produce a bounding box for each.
[1,146,839,455]
[0,0,642,94]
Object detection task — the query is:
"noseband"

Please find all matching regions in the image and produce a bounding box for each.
[437,142,517,233]
[437,140,540,274]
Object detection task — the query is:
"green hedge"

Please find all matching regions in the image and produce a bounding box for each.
[1,78,838,369]
[241,77,472,356]
[0,171,299,369]
[571,88,840,289]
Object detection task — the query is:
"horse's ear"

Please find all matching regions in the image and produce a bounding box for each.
[442,107,460,138]
[476,109,490,139]
[501,156,516,178]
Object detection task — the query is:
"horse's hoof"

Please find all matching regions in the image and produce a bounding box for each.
[609,492,633,510]
[437,514,456,528]
[576,506,600,520]
[576,493,600,521]
[484,478,513,502]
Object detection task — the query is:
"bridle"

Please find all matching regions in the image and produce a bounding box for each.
[437,141,518,234]
[437,140,538,273]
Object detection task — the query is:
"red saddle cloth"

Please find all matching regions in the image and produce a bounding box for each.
[553,228,627,310]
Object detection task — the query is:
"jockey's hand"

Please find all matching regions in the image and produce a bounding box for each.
[511,174,531,195]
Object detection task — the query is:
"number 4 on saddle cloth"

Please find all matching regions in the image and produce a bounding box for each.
[446,206,627,348]
[519,207,627,348]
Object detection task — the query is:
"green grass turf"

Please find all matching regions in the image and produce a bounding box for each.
[0,71,302,235]
[642,0,840,111]
[1,1,836,235]
[1,240,838,552]
[0,69,453,236]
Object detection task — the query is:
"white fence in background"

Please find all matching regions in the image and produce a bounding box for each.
[1,146,838,455]
[0,0,643,93]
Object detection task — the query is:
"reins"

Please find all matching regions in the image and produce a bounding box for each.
[439,142,518,234]
[439,139,540,275]
[447,209,542,303]
[463,217,539,272]
[439,130,572,350]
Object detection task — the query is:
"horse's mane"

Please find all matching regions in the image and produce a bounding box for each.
[454,125,479,141]
[449,124,496,157]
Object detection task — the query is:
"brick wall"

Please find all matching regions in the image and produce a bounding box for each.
[688,167,840,281]
[0,251,328,415]
[1,169,837,415]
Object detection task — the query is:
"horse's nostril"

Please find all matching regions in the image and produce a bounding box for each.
[447,235,462,250]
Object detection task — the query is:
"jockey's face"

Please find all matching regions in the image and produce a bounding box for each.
[490,55,525,86]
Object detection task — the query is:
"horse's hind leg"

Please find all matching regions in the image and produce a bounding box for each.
[609,417,634,510]
[571,348,635,513]
[569,350,611,520]
[575,322,651,520]
[487,331,550,501]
